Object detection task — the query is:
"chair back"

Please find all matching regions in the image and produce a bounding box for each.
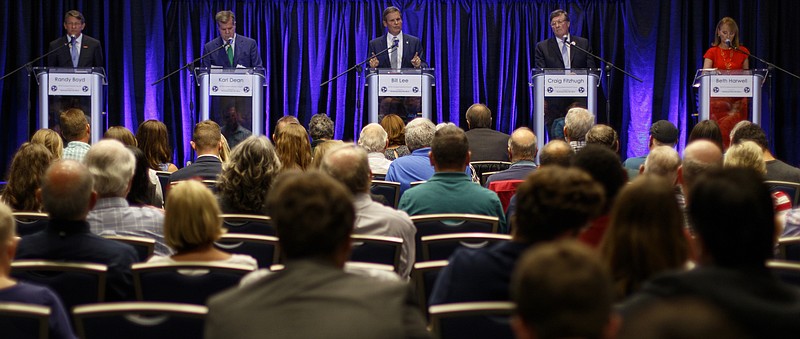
[370,180,401,208]
[10,260,107,313]
[103,235,156,262]
[13,212,49,237]
[410,180,426,188]
[73,302,207,339]
[214,233,280,268]
[411,260,449,321]
[480,171,500,186]
[776,237,800,261]
[155,171,171,199]
[487,180,524,211]
[768,260,800,287]
[421,233,512,261]
[411,214,499,260]
[766,180,800,207]
[132,262,254,305]
[170,180,218,193]
[349,235,403,273]
[221,214,275,236]
[372,173,386,181]
[429,302,515,339]
[470,161,512,184]
[0,302,50,339]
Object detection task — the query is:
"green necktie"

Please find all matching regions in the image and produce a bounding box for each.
[226,45,234,67]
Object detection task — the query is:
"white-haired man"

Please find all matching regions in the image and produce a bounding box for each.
[563,107,594,153]
[358,123,393,175]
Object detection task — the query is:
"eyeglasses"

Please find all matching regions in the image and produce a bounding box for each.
[550,20,567,27]
[65,22,83,27]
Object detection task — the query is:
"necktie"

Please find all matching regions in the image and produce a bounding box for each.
[71,37,79,67]
[226,44,234,67]
[561,40,570,69]
[391,37,399,69]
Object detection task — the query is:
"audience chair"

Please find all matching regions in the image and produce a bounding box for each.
[410,180,426,188]
[421,233,512,261]
[411,260,449,321]
[370,180,401,208]
[132,262,254,305]
[13,212,49,237]
[10,260,107,314]
[221,214,275,236]
[73,302,207,339]
[155,171,171,199]
[768,260,800,287]
[103,235,156,262]
[170,179,218,193]
[479,171,500,186]
[487,180,524,211]
[470,161,512,183]
[429,301,515,339]
[766,180,800,207]
[349,235,403,273]
[372,173,386,181]
[776,236,800,261]
[214,233,280,268]
[410,214,500,260]
[0,302,50,339]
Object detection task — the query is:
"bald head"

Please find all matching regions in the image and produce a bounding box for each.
[509,128,537,162]
[465,103,493,129]
[539,140,574,167]
[40,160,96,221]
[321,145,371,195]
[680,140,723,197]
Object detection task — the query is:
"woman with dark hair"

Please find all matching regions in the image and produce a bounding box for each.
[274,123,312,171]
[380,114,410,160]
[1,143,55,211]
[126,146,164,208]
[136,120,179,172]
[600,175,691,300]
[217,136,282,214]
[688,120,724,151]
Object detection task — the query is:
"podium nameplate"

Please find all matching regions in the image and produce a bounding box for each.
[709,75,754,98]
[48,73,93,96]
[209,74,254,97]
[377,74,422,97]
[543,74,589,97]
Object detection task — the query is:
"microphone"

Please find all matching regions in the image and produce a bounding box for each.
[69,35,77,46]
[226,38,233,47]
[725,39,732,48]
[562,35,570,45]
[393,38,399,48]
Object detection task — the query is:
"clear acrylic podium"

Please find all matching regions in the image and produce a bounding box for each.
[693,69,767,124]
[366,68,435,123]
[194,67,267,142]
[34,67,106,144]
[530,68,600,154]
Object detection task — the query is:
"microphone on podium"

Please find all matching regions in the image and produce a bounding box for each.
[562,35,570,45]
[725,39,732,48]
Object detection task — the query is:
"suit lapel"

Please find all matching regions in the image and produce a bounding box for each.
[232,36,239,67]
[548,38,564,68]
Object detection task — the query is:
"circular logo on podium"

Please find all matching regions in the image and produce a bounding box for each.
[82,86,89,92]
[51,86,58,92]
[547,87,554,93]
[380,87,388,93]
[578,87,585,93]
[412,87,419,93]
[744,87,751,93]
[243,87,250,93]
[212,86,219,92]
[713,87,720,93]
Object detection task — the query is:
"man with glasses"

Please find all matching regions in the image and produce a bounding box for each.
[48,10,104,68]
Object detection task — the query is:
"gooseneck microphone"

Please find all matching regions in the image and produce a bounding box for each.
[725,39,732,48]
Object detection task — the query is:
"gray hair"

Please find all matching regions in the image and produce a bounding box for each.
[42,160,95,220]
[564,108,595,141]
[321,145,371,194]
[84,139,135,197]
[643,146,681,180]
[405,118,436,151]
[309,113,334,141]
[358,123,388,153]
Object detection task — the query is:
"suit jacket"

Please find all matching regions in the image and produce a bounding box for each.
[47,34,104,68]
[205,260,430,339]
[368,33,426,68]
[465,128,511,162]
[202,35,263,68]
[534,35,596,69]
[169,156,222,183]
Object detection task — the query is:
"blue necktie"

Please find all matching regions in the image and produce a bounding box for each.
[71,37,79,67]
[561,39,570,69]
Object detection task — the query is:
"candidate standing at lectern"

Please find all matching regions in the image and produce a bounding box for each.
[202,11,263,68]
[47,10,104,68]
[534,9,595,70]
[368,6,425,69]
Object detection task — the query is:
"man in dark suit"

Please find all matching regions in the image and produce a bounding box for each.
[47,10,104,68]
[169,120,223,183]
[202,11,263,68]
[205,171,429,339]
[368,6,425,69]
[464,103,510,162]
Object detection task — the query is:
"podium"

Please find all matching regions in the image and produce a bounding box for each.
[365,68,434,123]
[694,68,766,124]
[34,67,106,144]
[530,68,600,154]
[195,67,266,149]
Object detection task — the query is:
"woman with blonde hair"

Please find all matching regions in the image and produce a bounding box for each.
[310,140,344,168]
[274,123,312,171]
[148,180,256,268]
[380,114,410,160]
[136,120,179,172]
[104,126,137,147]
[1,143,55,211]
[30,128,63,159]
[217,136,282,214]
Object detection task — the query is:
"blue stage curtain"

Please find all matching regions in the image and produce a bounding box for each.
[1,0,799,171]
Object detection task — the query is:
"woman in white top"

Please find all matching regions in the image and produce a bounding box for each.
[148,180,257,269]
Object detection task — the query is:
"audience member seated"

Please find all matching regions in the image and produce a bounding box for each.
[147,181,256,269]
[126,146,164,209]
[725,141,792,223]
[484,127,537,187]
[1,143,54,212]
[104,126,137,147]
[677,140,723,231]
[308,113,334,151]
[688,120,724,152]
[205,171,429,339]
[85,140,169,256]
[732,123,800,183]
[623,120,678,180]
[136,120,179,172]
[274,123,312,171]
[511,240,618,339]
[216,136,282,215]
[464,103,510,162]
[16,160,138,301]
[310,139,344,168]
[504,139,574,220]
[358,123,393,175]
[170,120,224,182]
[585,124,619,153]
[271,115,300,142]
[0,201,76,339]
[398,125,507,232]
[572,144,628,247]
[380,114,410,160]
[619,168,800,338]
[321,145,416,279]
[617,299,747,339]
[563,107,594,153]
[429,166,603,305]
[59,108,91,162]
[600,175,691,300]
[30,128,63,159]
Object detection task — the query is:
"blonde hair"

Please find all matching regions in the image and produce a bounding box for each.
[31,129,64,159]
[311,140,344,168]
[724,140,766,174]
[220,134,231,164]
[0,202,16,246]
[164,180,223,252]
[104,126,137,147]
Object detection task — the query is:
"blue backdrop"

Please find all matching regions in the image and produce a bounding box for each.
[1,0,798,171]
